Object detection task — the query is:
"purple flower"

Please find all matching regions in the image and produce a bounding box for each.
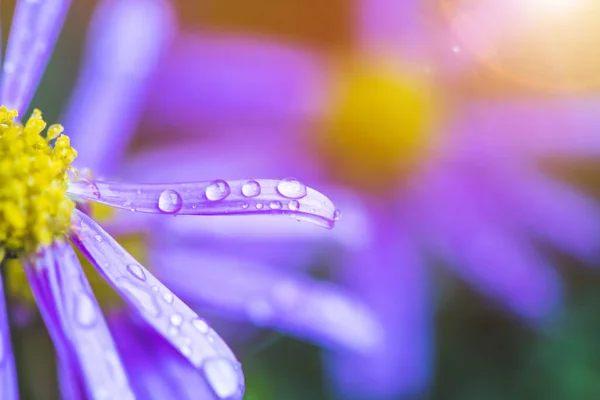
[130,1,600,399]
[0,1,340,398]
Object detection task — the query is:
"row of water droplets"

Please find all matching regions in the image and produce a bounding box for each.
[157,177,310,214]
[78,217,243,399]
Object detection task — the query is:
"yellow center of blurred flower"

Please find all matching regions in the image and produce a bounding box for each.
[0,107,77,258]
[314,61,440,191]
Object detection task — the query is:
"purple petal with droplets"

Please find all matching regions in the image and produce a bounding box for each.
[66,0,175,176]
[417,169,562,319]
[110,312,229,400]
[146,33,327,133]
[1,0,71,114]
[67,178,338,229]
[22,240,135,400]
[151,245,383,354]
[70,210,245,400]
[326,207,432,399]
[453,99,600,157]
[0,273,18,400]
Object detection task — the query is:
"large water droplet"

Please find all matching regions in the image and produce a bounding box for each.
[119,279,161,317]
[74,293,97,327]
[241,180,261,197]
[158,190,183,214]
[277,178,307,199]
[192,318,210,334]
[288,200,300,211]
[206,180,231,201]
[269,201,282,210]
[126,263,146,281]
[204,358,241,399]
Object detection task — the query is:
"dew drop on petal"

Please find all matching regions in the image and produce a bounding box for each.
[277,178,307,199]
[241,180,261,198]
[119,280,161,317]
[204,358,241,399]
[288,200,300,211]
[255,203,264,210]
[180,344,193,357]
[333,209,342,221]
[241,203,249,209]
[170,313,183,326]
[206,179,231,201]
[126,263,146,281]
[192,318,210,334]
[74,293,97,327]
[269,201,282,210]
[162,291,174,304]
[158,190,183,214]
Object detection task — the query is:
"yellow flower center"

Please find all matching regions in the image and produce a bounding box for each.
[0,106,77,257]
[314,61,440,191]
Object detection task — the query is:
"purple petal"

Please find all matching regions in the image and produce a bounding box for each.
[109,312,228,400]
[150,245,383,354]
[0,273,18,400]
[70,210,245,400]
[66,0,175,176]
[57,359,86,400]
[22,240,135,399]
[1,0,71,114]
[145,33,327,133]
[416,169,562,319]
[454,99,600,157]
[67,178,339,229]
[326,209,433,399]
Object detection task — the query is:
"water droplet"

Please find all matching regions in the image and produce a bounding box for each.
[180,344,192,357]
[255,203,264,210]
[126,264,146,281]
[269,201,282,210]
[241,203,249,209]
[333,209,342,220]
[74,293,97,327]
[162,291,174,304]
[192,318,210,333]
[151,285,159,292]
[170,313,183,326]
[204,358,241,399]
[119,279,160,317]
[158,190,183,214]
[277,178,307,199]
[205,179,231,201]
[241,180,261,197]
[288,200,300,211]
[168,326,179,336]
[94,234,103,242]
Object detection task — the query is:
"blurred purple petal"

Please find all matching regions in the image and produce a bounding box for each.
[66,0,175,176]
[146,33,327,132]
[418,170,562,319]
[57,359,86,400]
[67,178,339,229]
[70,210,245,400]
[151,245,383,354]
[22,240,135,399]
[454,99,600,157]
[326,208,432,399]
[110,312,234,400]
[0,273,18,400]
[1,0,71,114]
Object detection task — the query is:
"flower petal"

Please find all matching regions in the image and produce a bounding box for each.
[22,240,135,399]
[109,312,225,400]
[57,359,86,400]
[326,208,433,399]
[1,0,71,114]
[66,0,175,176]
[417,169,562,319]
[150,244,383,354]
[146,33,327,133]
[67,178,339,229]
[0,273,18,400]
[70,210,245,400]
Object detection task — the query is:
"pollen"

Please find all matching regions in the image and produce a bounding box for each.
[0,106,77,255]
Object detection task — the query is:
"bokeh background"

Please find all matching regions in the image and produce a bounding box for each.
[4,0,600,399]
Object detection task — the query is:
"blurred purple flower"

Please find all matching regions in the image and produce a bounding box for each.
[0,0,341,399]
[123,1,600,399]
